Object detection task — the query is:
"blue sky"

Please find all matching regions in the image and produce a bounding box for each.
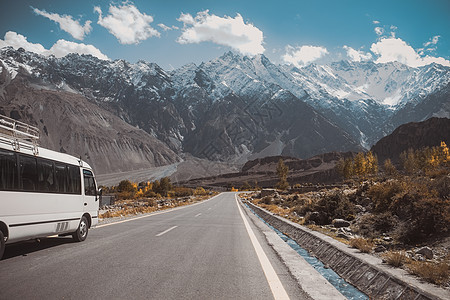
[1,0,449,69]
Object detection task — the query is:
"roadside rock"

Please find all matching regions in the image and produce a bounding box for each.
[361,197,371,207]
[337,232,350,240]
[332,219,351,228]
[416,246,434,259]
[355,205,365,213]
[415,254,425,261]
[374,245,387,252]
[308,211,328,225]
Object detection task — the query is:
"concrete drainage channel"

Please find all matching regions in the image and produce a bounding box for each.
[245,203,368,300]
[244,201,450,300]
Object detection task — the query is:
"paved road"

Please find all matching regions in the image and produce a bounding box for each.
[0,192,309,299]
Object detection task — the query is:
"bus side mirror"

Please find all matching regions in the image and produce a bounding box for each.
[96,188,102,201]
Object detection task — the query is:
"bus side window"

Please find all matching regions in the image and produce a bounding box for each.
[37,159,56,192]
[19,155,37,192]
[55,163,68,193]
[83,170,96,196]
[0,149,18,191]
[68,165,81,194]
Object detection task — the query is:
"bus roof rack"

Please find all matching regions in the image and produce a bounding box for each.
[0,114,40,155]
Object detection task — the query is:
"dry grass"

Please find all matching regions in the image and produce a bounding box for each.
[258,203,291,216]
[383,251,450,285]
[99,194,215,219]
[99,206,157,218]
[406,260,450,285]
[287,213,305,225]
[383,251,411,267]
[349,237,374,253]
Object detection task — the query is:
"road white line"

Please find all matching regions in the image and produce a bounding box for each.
[95,194,221,229]
[235,195,290,300]
[195,213,202,217]
[207,208,211,211]
[156,226,178,237]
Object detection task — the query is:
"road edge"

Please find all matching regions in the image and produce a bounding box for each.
[95,193,221,228]
[237,195,346,300]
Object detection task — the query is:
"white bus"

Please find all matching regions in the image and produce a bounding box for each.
[0,115,100,260]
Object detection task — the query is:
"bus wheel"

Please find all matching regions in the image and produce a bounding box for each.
[0,231,5,260]
[72,216,88,242]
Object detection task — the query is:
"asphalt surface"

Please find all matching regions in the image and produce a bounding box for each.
[0,192,309,299]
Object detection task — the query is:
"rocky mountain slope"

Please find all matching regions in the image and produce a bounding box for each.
[0,46,449,175]
[0,61,180,174]
[371,117,450,163]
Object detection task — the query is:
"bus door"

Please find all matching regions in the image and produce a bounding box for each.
[82,169,98,216]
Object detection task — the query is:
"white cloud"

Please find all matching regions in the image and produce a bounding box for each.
[0,31,108,60]
[343,45,372,62]
[158,23,171,31]
[370,37,450,67]
[374,27,384,36]
[177,10,264,56]
[158,23,178,31]
[32,7,92,40]
[418,35,441,55]
[423,35,440,47]
[0,31,47,54]
[177,13,195,25]
[389,25,398,38]
[94,3,160,44]
[373,20,380,24]
[49,40,109,60]
[282,45,328,67]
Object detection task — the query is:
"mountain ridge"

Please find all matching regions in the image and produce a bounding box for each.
[1,46,449,174]
[371,117,450,164]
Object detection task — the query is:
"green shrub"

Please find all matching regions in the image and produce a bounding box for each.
[368,178,450,244]
[354,212,399,238]
[117,180,136,193]
[300,191,356,225]
[194,187,207,195]
[117,191,135,200]
[431,175,450,199]
[172,187,194,197]
[143,190,157,198]
[368,180,405,213]
[314,191,356,224]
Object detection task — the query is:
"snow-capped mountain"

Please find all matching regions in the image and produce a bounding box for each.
[0,46,449,172]
[178,51,449,147]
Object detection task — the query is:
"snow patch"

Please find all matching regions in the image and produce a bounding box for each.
[355,83,369,93]
[383,91,402,106]
[331,89,350,99]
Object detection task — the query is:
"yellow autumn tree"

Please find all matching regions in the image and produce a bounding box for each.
[337,152,380,180]
[400,149,418,174]
[439,141,449,163]
[365,151,378,174]
[383,158,398,176]
[353,152,367,177]
[276,158,289,190]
